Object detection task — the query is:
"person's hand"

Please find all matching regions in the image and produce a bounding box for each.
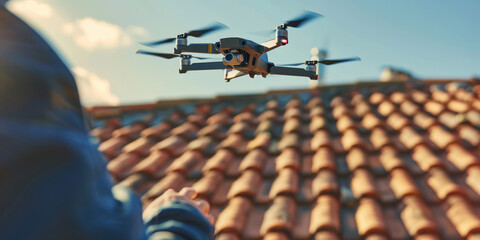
[143,187,214,225]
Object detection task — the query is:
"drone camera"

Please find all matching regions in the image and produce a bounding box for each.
[223,52,244,66]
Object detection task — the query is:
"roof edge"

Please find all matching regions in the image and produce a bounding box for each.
[85,78,471,119]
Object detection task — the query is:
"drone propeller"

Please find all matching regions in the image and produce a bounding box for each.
[252,11,322,36]
[141,22,227,47]
[136,50,214,60]
[278,57,361,66]
[284,11,323,28]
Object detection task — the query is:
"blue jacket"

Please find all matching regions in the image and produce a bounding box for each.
[0,7,213,240]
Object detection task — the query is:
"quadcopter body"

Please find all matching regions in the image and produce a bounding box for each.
[137,12,360,82]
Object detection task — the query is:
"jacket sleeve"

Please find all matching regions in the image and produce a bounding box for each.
[144,201,214,240]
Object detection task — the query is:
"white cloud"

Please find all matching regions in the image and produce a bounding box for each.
[8,0,53,18]
[63,18,147,50]
[127,26,148,36]
[62,23,74,35]
[72,67,120,106]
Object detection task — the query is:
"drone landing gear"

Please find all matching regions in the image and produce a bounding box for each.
[225,79,230,83]
[249,73,255,78]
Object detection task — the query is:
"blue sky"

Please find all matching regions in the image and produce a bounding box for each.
[7,0,480,106]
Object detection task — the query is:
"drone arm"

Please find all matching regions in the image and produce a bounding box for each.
[175,43,221,54]
[269,66,317,79]
[180,61,229,73]
[260,39,282,53]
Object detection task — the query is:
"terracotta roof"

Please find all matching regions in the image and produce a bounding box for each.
[88,78,480,240]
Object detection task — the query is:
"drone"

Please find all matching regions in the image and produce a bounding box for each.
[137,11,360,82]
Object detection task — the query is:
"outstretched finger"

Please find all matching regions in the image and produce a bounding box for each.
[179,187,197,200]
[195,199,210,215]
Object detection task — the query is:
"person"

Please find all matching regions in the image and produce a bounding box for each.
[0,3,214,240]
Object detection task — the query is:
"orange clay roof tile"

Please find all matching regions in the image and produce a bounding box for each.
[346,147,369,171]
[431,90,451,103]
[411,89,429,104]
[197,123,226,139]
[386,112,411,131]
[399,100,420,117]
[412,144,445,172]
[378,100,398,117]
[86,79,480,240]
[361,112,384,130]
[336,115,357,133]
[378,146,405,172]
[239,148,267,172]
[427,167,465,200]
[151,135,186,157]
[341,129,369,151]
[107,152,141,179]
[466,110,480,126]
[246,132,271,151]
[446,197,480,237]
[275,148,301,171]
[277,132,301,151]
[218,133,247,154]
[307,96,323,108]
[312,170,338,197]
[310,195,340,234]
[354,101,372,118]
[215,196,252,234]
[355,198,387,236]
[260,196,296,235]
[428,125,459,149]
[282,118,304,134]
[165,150,204,174]
[131,150,170,177]
[121,137,153,155]
[227,169,262,199]
[438,111,461,129]
[424,100,445,116]
[269,168,299,198]
[390,92,408,104]
[458,124,480,146]
[331,104,351,119]
[369,92,386,105]
[312,147,336,172]
[98,136,129,159]
[351,169,379,200]
[202,149,235,173]
[400,196,438,236]
[389,168,421,199]
[309,105,325,117]
[192,170,224,199]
